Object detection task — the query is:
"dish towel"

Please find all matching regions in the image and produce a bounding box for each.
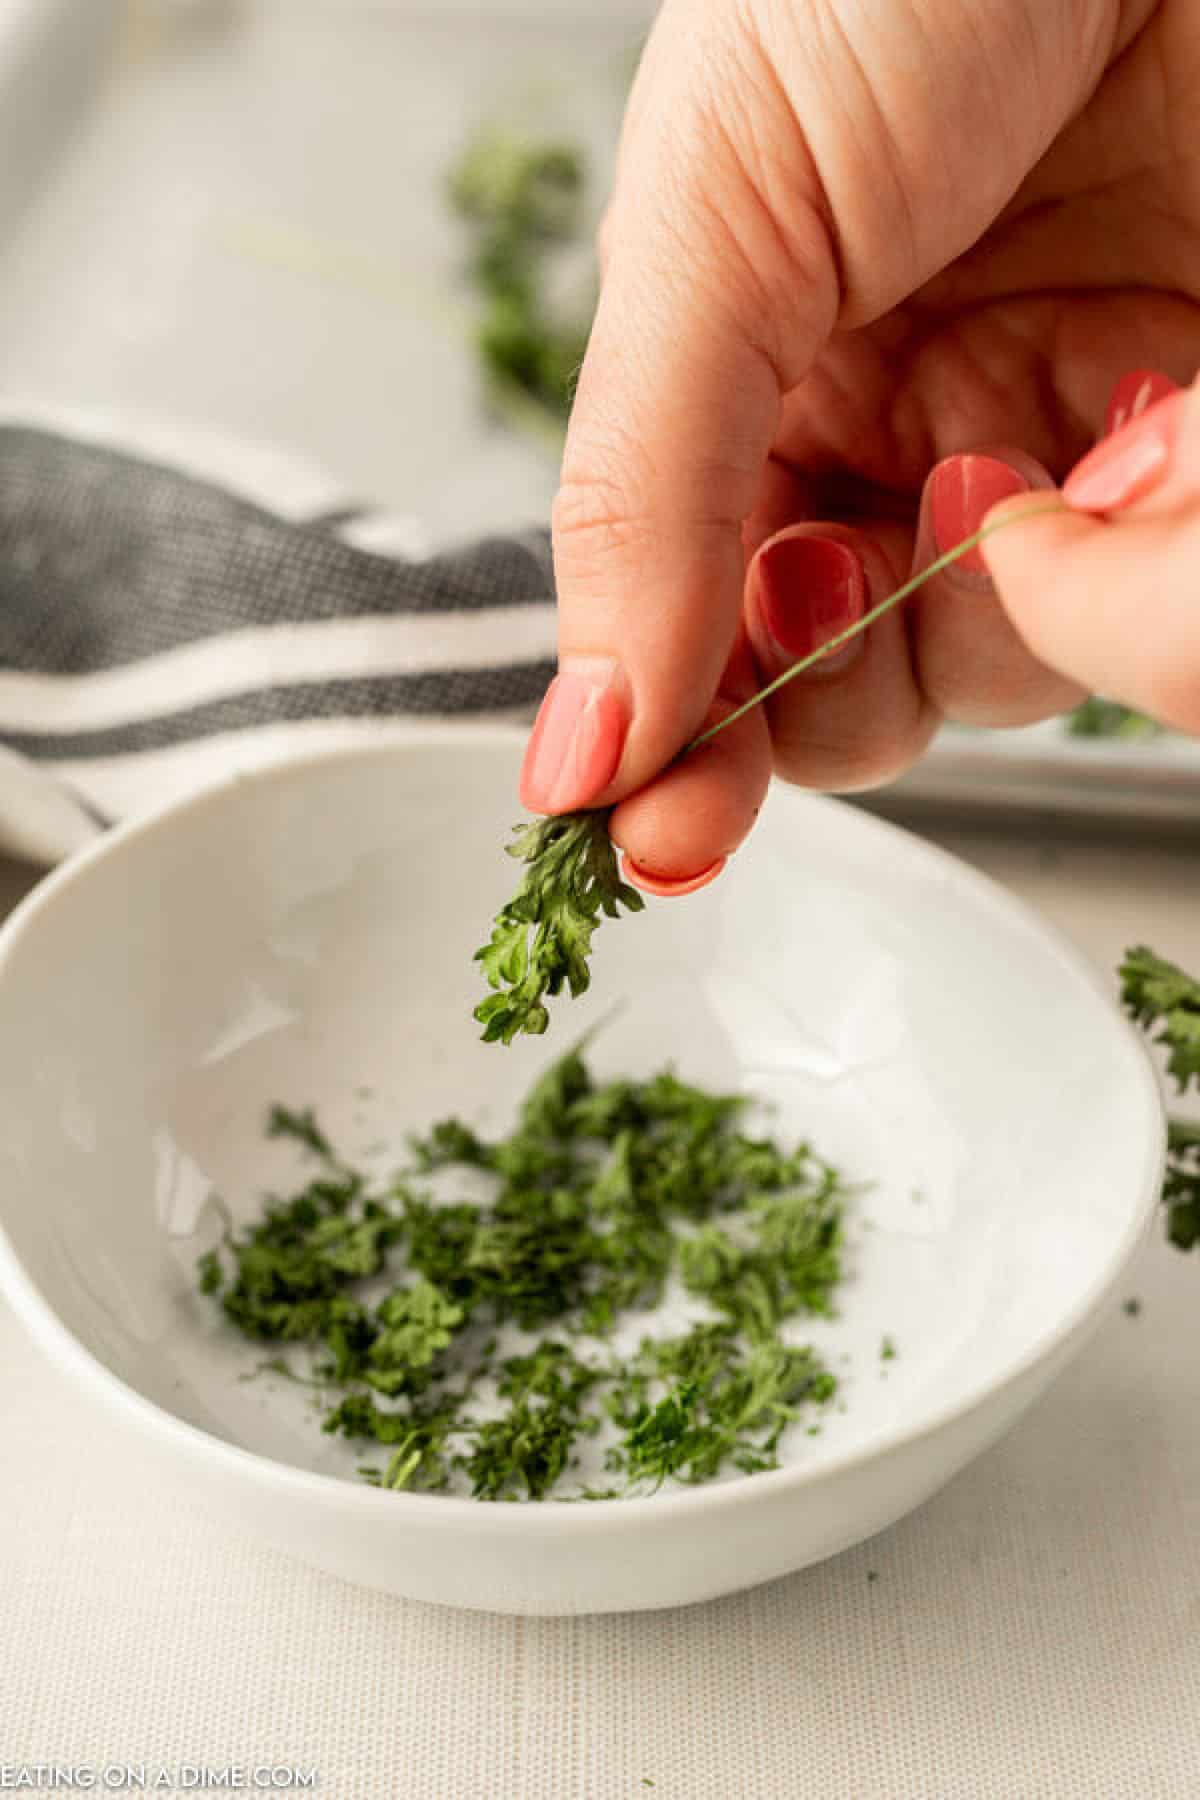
[0,404,557,863]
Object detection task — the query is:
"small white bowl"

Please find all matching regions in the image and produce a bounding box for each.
[0,730,1163,1615]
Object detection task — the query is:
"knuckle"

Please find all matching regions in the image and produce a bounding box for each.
[552,417,661,568]
[773,709,937,793]
[551,476,657,565]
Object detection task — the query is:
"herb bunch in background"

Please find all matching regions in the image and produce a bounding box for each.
[197,1050,847,1500]
[448,127,594,436]
[1120,947,1200,1249]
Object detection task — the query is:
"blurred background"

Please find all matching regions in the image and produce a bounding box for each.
[0,0,649,541]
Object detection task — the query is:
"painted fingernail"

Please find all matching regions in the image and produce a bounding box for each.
[1105,370,1179,437]
[757,535,865,673]
[519,658,627,813]
[1064,391,1186,513]
[621,854,727,897]
[930,455,1031,574]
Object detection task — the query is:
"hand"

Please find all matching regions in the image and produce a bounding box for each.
[985,373,1200,719]
[518,0,1200,888]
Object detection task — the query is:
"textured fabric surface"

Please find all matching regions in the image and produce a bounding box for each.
[0,414,555,852]
[0,425,555,673]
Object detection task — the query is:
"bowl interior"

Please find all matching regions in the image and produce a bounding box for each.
[0,734,1160,1494]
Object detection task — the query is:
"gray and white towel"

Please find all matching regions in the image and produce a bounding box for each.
[0,405,558,862]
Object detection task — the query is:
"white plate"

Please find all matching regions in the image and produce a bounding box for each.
[0,730,1164,1614]
[899,719,1200,826]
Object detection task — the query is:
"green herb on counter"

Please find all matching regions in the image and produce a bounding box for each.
[448,127,593,436]
[197,1049,850,1500]
[1120,946,1200,1250]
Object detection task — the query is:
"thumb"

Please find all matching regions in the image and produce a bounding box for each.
[518,10,839,816]
[981,375,1200,733]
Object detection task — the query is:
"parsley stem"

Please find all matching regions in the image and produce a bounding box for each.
[685,500,1067,756]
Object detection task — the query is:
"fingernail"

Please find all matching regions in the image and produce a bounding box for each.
[930,455,1031,574]
[519,658,627,813]
[1104,369,1179,437]
[1064,391,1186,513]
[621,853,726,897]
[757,535,865,673]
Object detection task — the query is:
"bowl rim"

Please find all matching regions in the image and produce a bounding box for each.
[0,726,1167,1533]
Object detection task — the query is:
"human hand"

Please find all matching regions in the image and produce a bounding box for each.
[984,373,1200,721]
[518,0,1200,888]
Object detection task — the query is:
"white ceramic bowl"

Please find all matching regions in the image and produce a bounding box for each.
[0,731,1163,1615]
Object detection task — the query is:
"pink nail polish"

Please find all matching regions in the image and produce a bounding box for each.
[1104,370,1179,437]
[1064,391,1186,513]
[757,536,865,668]
[929,455,1031,573]
[621,854,726,897]
[519,660,627,813]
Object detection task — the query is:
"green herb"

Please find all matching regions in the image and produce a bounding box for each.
[1120,947,1200,1091]
[1163,1119,1200,1251]
[448,128,592,435]
[324,1391,462,1493]
[474,811,644,1042]
[1120,946,1200,1250]
[607,1326,837,1490]
[197,1050,851,1499]
[1123,1297,1143,1317]
[465,1342,604,1501]
[267,1103,335,1161]
[880,1335,897,1361]
[476,504,1067,1044]
[1067,698,1160,740]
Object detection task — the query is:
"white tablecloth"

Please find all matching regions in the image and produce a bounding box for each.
[3,823,1199,1800]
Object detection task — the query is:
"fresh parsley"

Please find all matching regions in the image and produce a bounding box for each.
[1120,946,1200,1250]
[197,1049,849,1500]
[473,811,644,1043]
[1066,698,1160,740]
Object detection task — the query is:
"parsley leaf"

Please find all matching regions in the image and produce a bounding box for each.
[474,811,644,1043]
[1121,947,1200,1091]
[198,1052,853,1499]
[1119,946,1200,1252]
[1067,698,1160,740]
[1164,1119,1200,1251]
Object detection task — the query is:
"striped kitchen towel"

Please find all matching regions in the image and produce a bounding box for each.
[0,405,558,863]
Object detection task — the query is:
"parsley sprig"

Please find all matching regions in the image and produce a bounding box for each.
[474,811,644,1043]
[1120,946,1200,1249]
[197,1050,849,1500]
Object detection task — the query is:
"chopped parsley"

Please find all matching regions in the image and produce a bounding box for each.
[197,1049,849,1500]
